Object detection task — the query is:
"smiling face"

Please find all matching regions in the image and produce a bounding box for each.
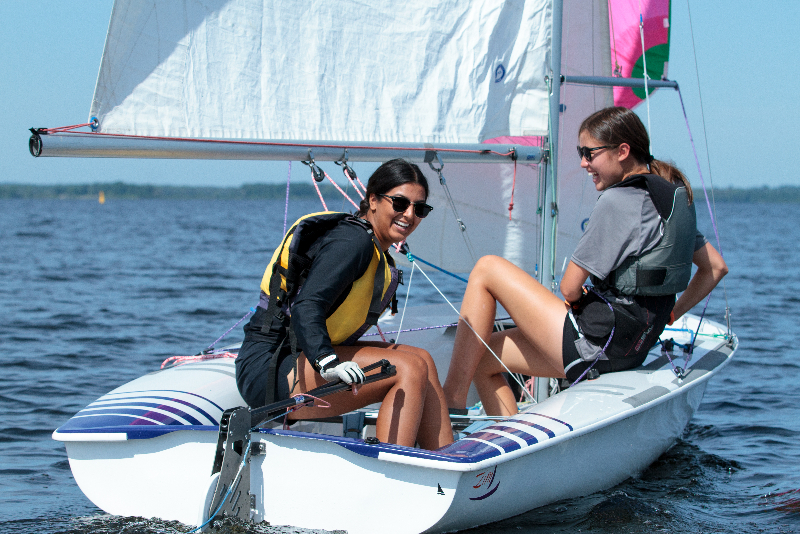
[579,130,626,192]
[364,182,427,250]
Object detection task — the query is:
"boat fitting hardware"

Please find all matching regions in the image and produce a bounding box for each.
[208,406,253,523]
[302,150,325,182]
[207,360,396,526]
[426,151,445,177]
[29,130,43,157]
[334,149,358,182]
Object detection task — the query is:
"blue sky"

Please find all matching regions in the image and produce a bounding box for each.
[1,1,797,189]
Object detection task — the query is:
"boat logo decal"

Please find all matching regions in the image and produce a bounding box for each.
[495,64,506,83]
[470,465,500,500]
[437,484,445,495]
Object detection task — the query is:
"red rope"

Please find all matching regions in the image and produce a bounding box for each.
[343,168,366,199]
[42,122,97,133]
[508,159,517,220]
[323,170,360,210]
[160,351,236,369]
[311,169,329,211]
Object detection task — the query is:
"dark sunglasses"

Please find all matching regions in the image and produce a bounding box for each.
[378,194,433,218]
[577,145,614,162]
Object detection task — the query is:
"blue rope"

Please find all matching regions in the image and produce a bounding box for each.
[406,253,468,284]
[188,440,253,532]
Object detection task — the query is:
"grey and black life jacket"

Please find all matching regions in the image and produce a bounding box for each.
[591,174,696,297]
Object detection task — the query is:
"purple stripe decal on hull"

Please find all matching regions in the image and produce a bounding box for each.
[92,394,218,425]
[84,402,205,425]
[103,389,225,411]
[487,424,539,446]
[528,413,573,431]
[511,419,556,438]
[464,432,522,453]
[78,408,183,426]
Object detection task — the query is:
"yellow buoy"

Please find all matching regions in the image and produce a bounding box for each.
[99,191,105,204]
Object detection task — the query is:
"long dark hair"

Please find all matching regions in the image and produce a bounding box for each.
[579,106,693,203]
[356,158,429,216]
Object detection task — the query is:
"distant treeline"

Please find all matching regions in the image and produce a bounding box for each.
[0,182,341,200]
[702,186,800,203]
[2,182,799,202]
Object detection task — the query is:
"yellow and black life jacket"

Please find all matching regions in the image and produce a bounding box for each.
[260,211,399,346]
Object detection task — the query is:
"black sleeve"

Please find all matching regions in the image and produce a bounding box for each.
[290,220,375,365]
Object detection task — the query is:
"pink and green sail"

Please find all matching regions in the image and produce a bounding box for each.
[609,0,671,108]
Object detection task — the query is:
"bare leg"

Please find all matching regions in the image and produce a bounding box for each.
[287,343,452,449]
[443,255,568,414]
[385,344,452,449]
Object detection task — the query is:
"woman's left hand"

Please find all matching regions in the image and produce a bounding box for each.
[321,360,366,384]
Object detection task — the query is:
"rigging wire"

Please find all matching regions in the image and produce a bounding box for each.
[672,1,731,336]
[392,260,416,346]
[429,156,478,263]
[639,0,653,149]
[685,0,726,262]
[403,253,535,403]
[283,161,292,235]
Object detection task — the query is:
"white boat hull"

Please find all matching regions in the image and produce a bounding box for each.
[54,310,735,533]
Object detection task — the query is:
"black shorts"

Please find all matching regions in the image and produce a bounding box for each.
[235,307,297,408]
[562,291,673,383]
[562,317,614,383]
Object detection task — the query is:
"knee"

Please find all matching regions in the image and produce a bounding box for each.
[397,346,439,381]
[474,351,501,379]
[392,351,429,388]
[470,255,509,285]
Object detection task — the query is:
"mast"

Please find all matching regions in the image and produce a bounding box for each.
[541,0,564,293]
[531,0,565,403]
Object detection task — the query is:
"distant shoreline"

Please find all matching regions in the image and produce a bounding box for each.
[0,182,339,200]
[1,182,798,202]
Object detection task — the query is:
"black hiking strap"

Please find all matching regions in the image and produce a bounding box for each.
[364,230,388,326]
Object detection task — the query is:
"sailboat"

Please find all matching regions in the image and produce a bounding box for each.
[35,0,736,532]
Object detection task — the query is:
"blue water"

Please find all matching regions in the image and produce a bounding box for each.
[1,198,798,533]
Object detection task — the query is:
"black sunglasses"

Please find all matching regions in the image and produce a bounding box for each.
[378,194,433,218]
[577,145,614,162]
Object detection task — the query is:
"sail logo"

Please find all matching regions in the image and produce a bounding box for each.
[470,465,500,500]
[495,64,506,83]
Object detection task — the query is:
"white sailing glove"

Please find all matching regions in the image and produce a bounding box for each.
[317,354,366,385]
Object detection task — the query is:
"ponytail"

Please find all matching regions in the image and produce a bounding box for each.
[649,159,693,204]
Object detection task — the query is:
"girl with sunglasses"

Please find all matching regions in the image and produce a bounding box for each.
[443,107,728,416]
[236,158,452,450]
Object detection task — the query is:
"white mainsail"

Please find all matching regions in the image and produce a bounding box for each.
[407,0,613,277]
[70,0,614,280]
[91,0,552,143]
